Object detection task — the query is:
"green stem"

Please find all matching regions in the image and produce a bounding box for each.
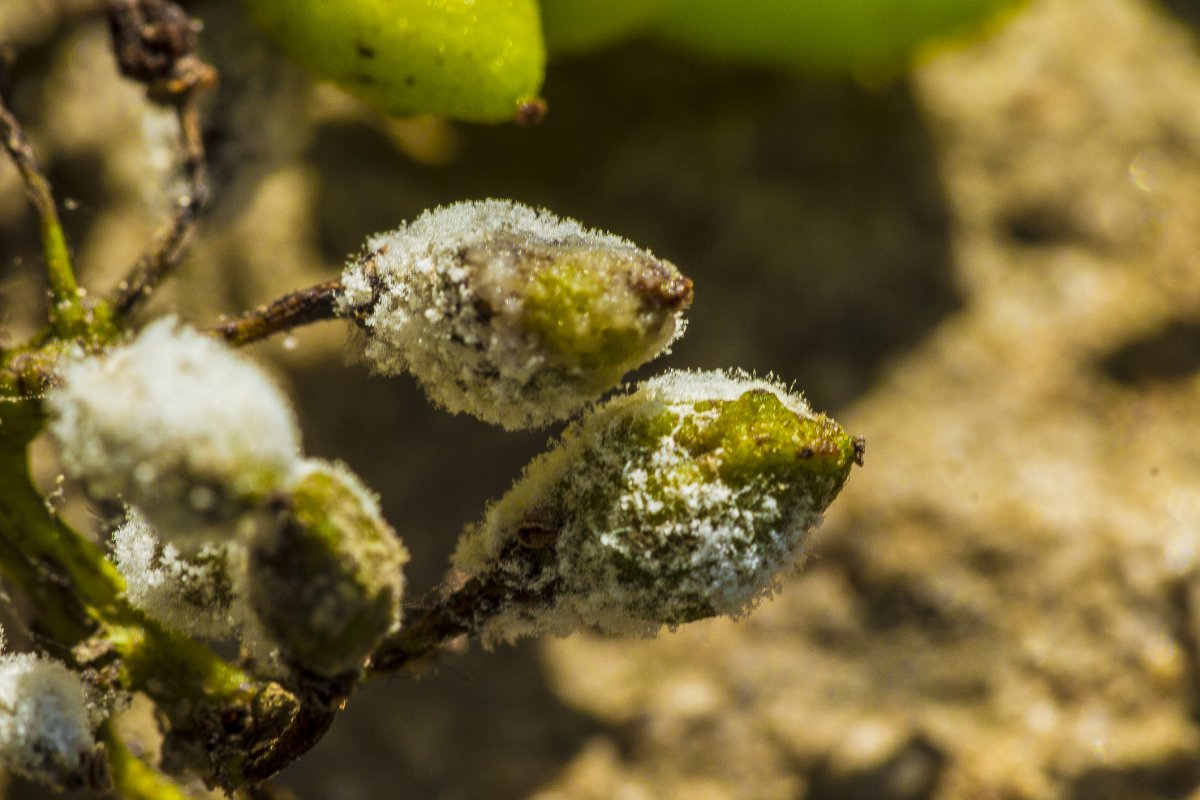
[0,405,125,621]
[41,217,78,310]
[101,721,193,800]
[0,93,84,333]
[0,400,101,646]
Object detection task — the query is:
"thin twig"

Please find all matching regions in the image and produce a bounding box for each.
[209,279,345,346]
[105,0,216,316]
[369,542,558,673]
[367,574,507,673]
[0,56,81,316]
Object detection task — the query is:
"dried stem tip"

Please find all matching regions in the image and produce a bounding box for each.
[337,200,692,429]
[454,370,863,640]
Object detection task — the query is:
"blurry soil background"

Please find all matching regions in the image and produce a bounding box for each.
[4,0,1200,797]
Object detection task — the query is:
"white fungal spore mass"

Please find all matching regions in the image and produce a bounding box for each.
[337,199,692,429]
[48,317,302,537]
[112,509,249,640]
[0,653,97,789]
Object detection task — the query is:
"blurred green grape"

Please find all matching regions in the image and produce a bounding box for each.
[538,0,1021,71]
[650,0,1021,72]
[242,0,546,123]
[540,0,672,53]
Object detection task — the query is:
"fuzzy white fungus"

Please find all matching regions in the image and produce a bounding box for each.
[48,317,302,538]
[337,199,691,429]
[112,509,250,640]
[0,653,99,789]
[454,369,860,641]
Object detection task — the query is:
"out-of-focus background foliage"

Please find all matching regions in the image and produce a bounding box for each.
[3,0,1200,797]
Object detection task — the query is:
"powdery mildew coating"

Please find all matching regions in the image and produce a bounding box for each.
[337,199,690,429]
[0,653,97,789]
[48,317,302,538]
[112,509,250,640]
[454,369,858,641]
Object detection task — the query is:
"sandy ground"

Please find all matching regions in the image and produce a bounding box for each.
[4,0,1200,797]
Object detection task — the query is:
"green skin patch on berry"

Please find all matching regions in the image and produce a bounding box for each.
[523,256,659,379]
[242,0,546,123]
[584,391,859,602]
[675,390,860,492]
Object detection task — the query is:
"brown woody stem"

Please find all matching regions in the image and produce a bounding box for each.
[210,279,345,346]
[368,573,509,673]
[370,543,557,673]
[105,0,216,315]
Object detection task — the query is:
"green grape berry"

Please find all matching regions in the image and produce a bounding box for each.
[337,200,692,430]
[248,460,408,677]
[455,370,864,639]
[539,0,673,54]
[649,0,1022,73]
[242,0,547,123]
